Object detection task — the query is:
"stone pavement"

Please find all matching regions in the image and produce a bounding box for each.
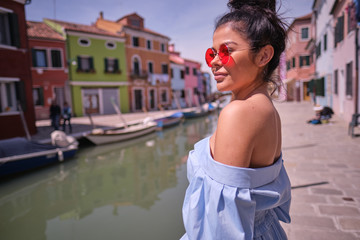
[275,101,360,239]
[30,102,360,238]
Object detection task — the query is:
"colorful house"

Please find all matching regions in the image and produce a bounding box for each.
[27,21,69,120]
[312,0,336,107]
[184,59,202,107]
[330,0,358,123]
[285,13,316,102]
[0,0,36,140]
[169,44,186,109]
[44,18,129,117]
[95,12,172,112]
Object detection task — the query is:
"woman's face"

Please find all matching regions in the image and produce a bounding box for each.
[211,24,263,97]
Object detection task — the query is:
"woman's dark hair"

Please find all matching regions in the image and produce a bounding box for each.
[215,0,287,88]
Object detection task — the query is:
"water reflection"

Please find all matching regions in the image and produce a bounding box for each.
[0,113,218,240]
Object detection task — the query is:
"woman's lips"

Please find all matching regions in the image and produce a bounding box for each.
[214,72,227,81]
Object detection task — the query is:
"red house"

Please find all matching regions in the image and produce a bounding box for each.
[27,21,69,120]
[0,0,36,140]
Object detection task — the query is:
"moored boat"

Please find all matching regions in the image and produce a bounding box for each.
[0,132,78,178]
[83,120,158,145]
[155,112,184,129]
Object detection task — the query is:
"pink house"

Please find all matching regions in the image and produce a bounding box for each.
[331,0,358,123]
[184,59,201,107]
[285,13,315,102]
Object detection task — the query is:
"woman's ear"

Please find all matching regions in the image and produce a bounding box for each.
[256,45,274,67]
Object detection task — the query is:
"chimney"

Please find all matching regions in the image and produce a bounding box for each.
[99,11,104,19]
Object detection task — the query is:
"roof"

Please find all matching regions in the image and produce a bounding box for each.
[287,12,312,32]
[122,25,170,40]
[27,21,64,41]
[170,54,184,65]
[44,19,122,38]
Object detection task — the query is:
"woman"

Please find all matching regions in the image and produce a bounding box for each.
[181,0,291,239]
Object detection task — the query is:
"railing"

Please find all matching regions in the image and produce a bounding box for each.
[130,70,148,79]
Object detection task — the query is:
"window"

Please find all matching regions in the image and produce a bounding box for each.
[299,56,310,67]
[130,18,140,28]
[171,68,174,78]
[286,60,291,70]
[0,80,19,113]
[301,27,309,40]
[148,62,153,74]
[33,87,44,106]
[0,11,20,48]
[78,38,90,47]
[161,64,168,74]
[292,57,295,68]
[160,89,168,102]
[335,15,344,47]
[147,40,151,50]
[334,69,338,95]
[51,50,62,68]
[32,49,47,67]
[323,34,327,51]
[133,58,140,75]
[316,42,321,59]
[105,41,116,49]
[32,48,63,68]
[132,37,139,47]
[104,58,120,73]
[346,62,353,97]
[161,43,165,52]
[77,56,95,72]
[192,68,197,76]
[180,70,185,79]
[186,66,189,75]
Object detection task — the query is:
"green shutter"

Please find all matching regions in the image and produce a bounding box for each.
[315,77,325,96]
[89,57,94,71]
[8,13,20,48]
[39,87,44,105]
[77,56,82,71]
[104,58,108,72]
[114,59,119,73]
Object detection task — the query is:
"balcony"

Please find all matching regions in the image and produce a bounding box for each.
[130,70,148,80]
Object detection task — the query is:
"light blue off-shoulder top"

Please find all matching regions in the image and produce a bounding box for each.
[181,137,291,240]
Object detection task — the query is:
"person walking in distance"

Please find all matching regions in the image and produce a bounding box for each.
[49,100,61,131]
[181,0,291,239]
[62,102,72,133]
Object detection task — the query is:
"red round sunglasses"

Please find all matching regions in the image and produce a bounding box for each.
[205,44,230,67]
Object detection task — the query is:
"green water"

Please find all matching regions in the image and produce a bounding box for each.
[0,114,218,240]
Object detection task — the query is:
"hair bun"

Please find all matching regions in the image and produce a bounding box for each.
[227,0,276,12]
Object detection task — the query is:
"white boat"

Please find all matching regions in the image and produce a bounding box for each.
[83,120,158,145]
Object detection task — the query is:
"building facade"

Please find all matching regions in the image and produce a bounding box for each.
[169,44,186,109]
[96,12,171,112]
[27,21,69,120]
[184,59,202,107]
[331,0,358,122]
[286,13,316,102]
[45,19,129,117]
[0,0,36,140]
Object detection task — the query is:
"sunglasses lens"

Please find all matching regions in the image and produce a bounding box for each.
[205,48,215,67]
[219,44,229,65]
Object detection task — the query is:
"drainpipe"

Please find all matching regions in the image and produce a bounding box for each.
[355,25,359,115]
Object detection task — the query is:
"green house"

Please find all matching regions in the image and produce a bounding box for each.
[44,19,129,117]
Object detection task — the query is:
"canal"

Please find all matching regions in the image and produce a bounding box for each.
[0,113,218,240]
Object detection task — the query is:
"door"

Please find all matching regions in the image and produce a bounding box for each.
[102,88,119,114]
[134,89,143,111]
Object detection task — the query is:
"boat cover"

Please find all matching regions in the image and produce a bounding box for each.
[0,137,57,158]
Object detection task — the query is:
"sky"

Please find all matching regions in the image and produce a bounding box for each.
[25,0,313,72]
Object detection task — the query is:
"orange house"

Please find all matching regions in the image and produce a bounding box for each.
[285,13,315,102]
[95,12,171,112]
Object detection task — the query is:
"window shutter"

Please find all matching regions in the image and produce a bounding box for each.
[15,81,26,111]
[77,56,82,71]
[315,77,325,96]
[114,59,119,73]
[89,57,94,70]
[8,13,20,48]
[104,58,108,72]
[39,87,44,105]
[32,48,37,67]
